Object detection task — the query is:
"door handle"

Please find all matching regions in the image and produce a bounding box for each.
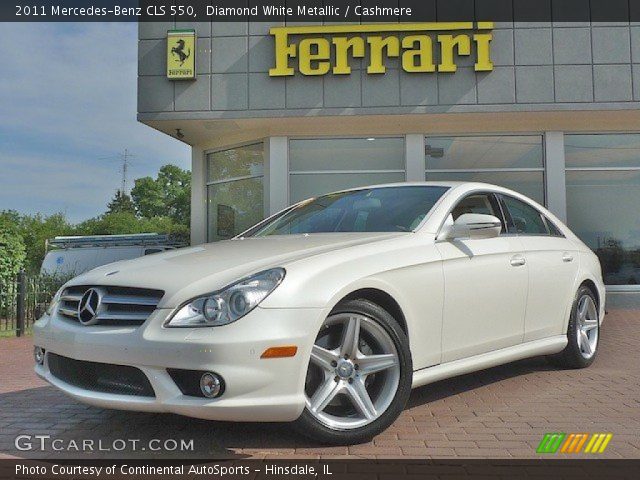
[562,253,574,263]
[510,256,526,267]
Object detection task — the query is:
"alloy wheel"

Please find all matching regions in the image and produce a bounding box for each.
[304,313,401,430]
[576,294,599,359]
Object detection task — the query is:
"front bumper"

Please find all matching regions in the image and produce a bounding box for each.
[33,306,325,422]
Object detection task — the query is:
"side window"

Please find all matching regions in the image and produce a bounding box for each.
[502,196,549,235]
[544,217,564,237]
[451,193,507,234]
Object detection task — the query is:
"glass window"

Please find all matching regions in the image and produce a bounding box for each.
[207,143,264,183]
[565,134,640,168]
[426,171,545,205]
[425,136,543,170]
[451,194,496,219]
[290,172,405,204]
[566,170,640,286]
[425,135,545,205]
[206,143,264,242]
[290,138,404,171]
[250,186,449,236]
[207,178,264,242]
[502,196,549,235]
[544,217,564,237]
[452,193,507,234]
[565,134,640,286]
[289,138,405,203]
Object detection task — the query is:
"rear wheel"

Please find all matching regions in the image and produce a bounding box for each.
[548,285,600,369]
[294,299,412,444]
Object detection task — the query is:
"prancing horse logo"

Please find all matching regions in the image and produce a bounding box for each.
[171,39,191,66]
[78,288,101,325]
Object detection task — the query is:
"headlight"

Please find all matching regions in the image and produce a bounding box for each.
[46,287,64,315]
[166,268,285,328]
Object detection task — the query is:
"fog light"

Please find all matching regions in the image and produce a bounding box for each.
[199,372,223,398]
[34,346,45,365]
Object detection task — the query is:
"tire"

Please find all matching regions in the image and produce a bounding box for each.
[294,299,412,445]
[548,285,600,369]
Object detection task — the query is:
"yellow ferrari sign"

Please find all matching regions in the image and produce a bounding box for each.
[167,29,196,80]
[269,22,494,77]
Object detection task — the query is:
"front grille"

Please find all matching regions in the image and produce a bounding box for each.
[57,285,164,326]
[48,353,155,397]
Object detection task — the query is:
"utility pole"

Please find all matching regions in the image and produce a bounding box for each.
[120,149,133,196]
[99,149,135,196]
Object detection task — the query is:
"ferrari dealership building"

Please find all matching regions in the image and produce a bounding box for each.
[137,18,640,291]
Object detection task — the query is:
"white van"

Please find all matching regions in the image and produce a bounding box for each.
[40,234,181,277]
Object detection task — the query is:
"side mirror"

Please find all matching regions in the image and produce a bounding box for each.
[446,213,502,240]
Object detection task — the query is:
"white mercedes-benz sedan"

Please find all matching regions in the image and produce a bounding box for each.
[34,182,605,444]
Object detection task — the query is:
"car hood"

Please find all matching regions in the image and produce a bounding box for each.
[66,232,405,307]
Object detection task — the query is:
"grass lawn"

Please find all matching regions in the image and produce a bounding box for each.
[0,329,32,338]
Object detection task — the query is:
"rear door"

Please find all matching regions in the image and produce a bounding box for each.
[436,192,529,362]
[500,195,580,341]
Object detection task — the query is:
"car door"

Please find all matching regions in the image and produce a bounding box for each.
[436,192,528,363]
[500,195,580,342]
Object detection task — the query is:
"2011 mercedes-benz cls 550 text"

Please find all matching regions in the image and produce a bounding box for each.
[34,183,605,444]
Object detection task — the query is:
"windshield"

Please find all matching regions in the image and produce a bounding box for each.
[246,186,449,237]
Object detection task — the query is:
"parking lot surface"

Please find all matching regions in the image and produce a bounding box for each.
[1,309,638,459]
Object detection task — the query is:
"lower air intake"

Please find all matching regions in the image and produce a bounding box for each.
[48,353,155,397]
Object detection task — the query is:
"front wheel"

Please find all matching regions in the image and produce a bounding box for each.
[548,285,600,369]
[294,299,412,445]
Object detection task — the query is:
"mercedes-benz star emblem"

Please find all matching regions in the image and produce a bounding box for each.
[77,288,102,325]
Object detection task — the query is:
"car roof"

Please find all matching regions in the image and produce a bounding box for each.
[315,182,550,216]
[324,181,511,195]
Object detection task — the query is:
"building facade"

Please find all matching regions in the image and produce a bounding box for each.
[138,19,640,291]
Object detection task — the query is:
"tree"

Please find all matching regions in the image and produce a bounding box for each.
[0,164,192,275]
[131,165,191,226]
[0,214,26,291]
[5,211,74,274]
[106,190,136,215]
[75,212,189,244]
[75,212,142,236]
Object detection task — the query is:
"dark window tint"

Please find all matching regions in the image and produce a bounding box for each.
[503,196,549,235]
[250,186,449,236]
[452,193,507,233]
[544,217,564,237]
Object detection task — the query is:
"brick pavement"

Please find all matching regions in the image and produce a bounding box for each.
[0,310,638,459]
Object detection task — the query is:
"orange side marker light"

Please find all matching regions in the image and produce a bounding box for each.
[261,346,298,359]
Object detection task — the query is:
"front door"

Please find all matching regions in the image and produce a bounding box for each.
[436,193,529,363]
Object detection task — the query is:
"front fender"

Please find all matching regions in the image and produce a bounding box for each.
[325,272,444,370]
[263,250,444,370]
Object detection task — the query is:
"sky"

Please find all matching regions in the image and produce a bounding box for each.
[0,22,190,222]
